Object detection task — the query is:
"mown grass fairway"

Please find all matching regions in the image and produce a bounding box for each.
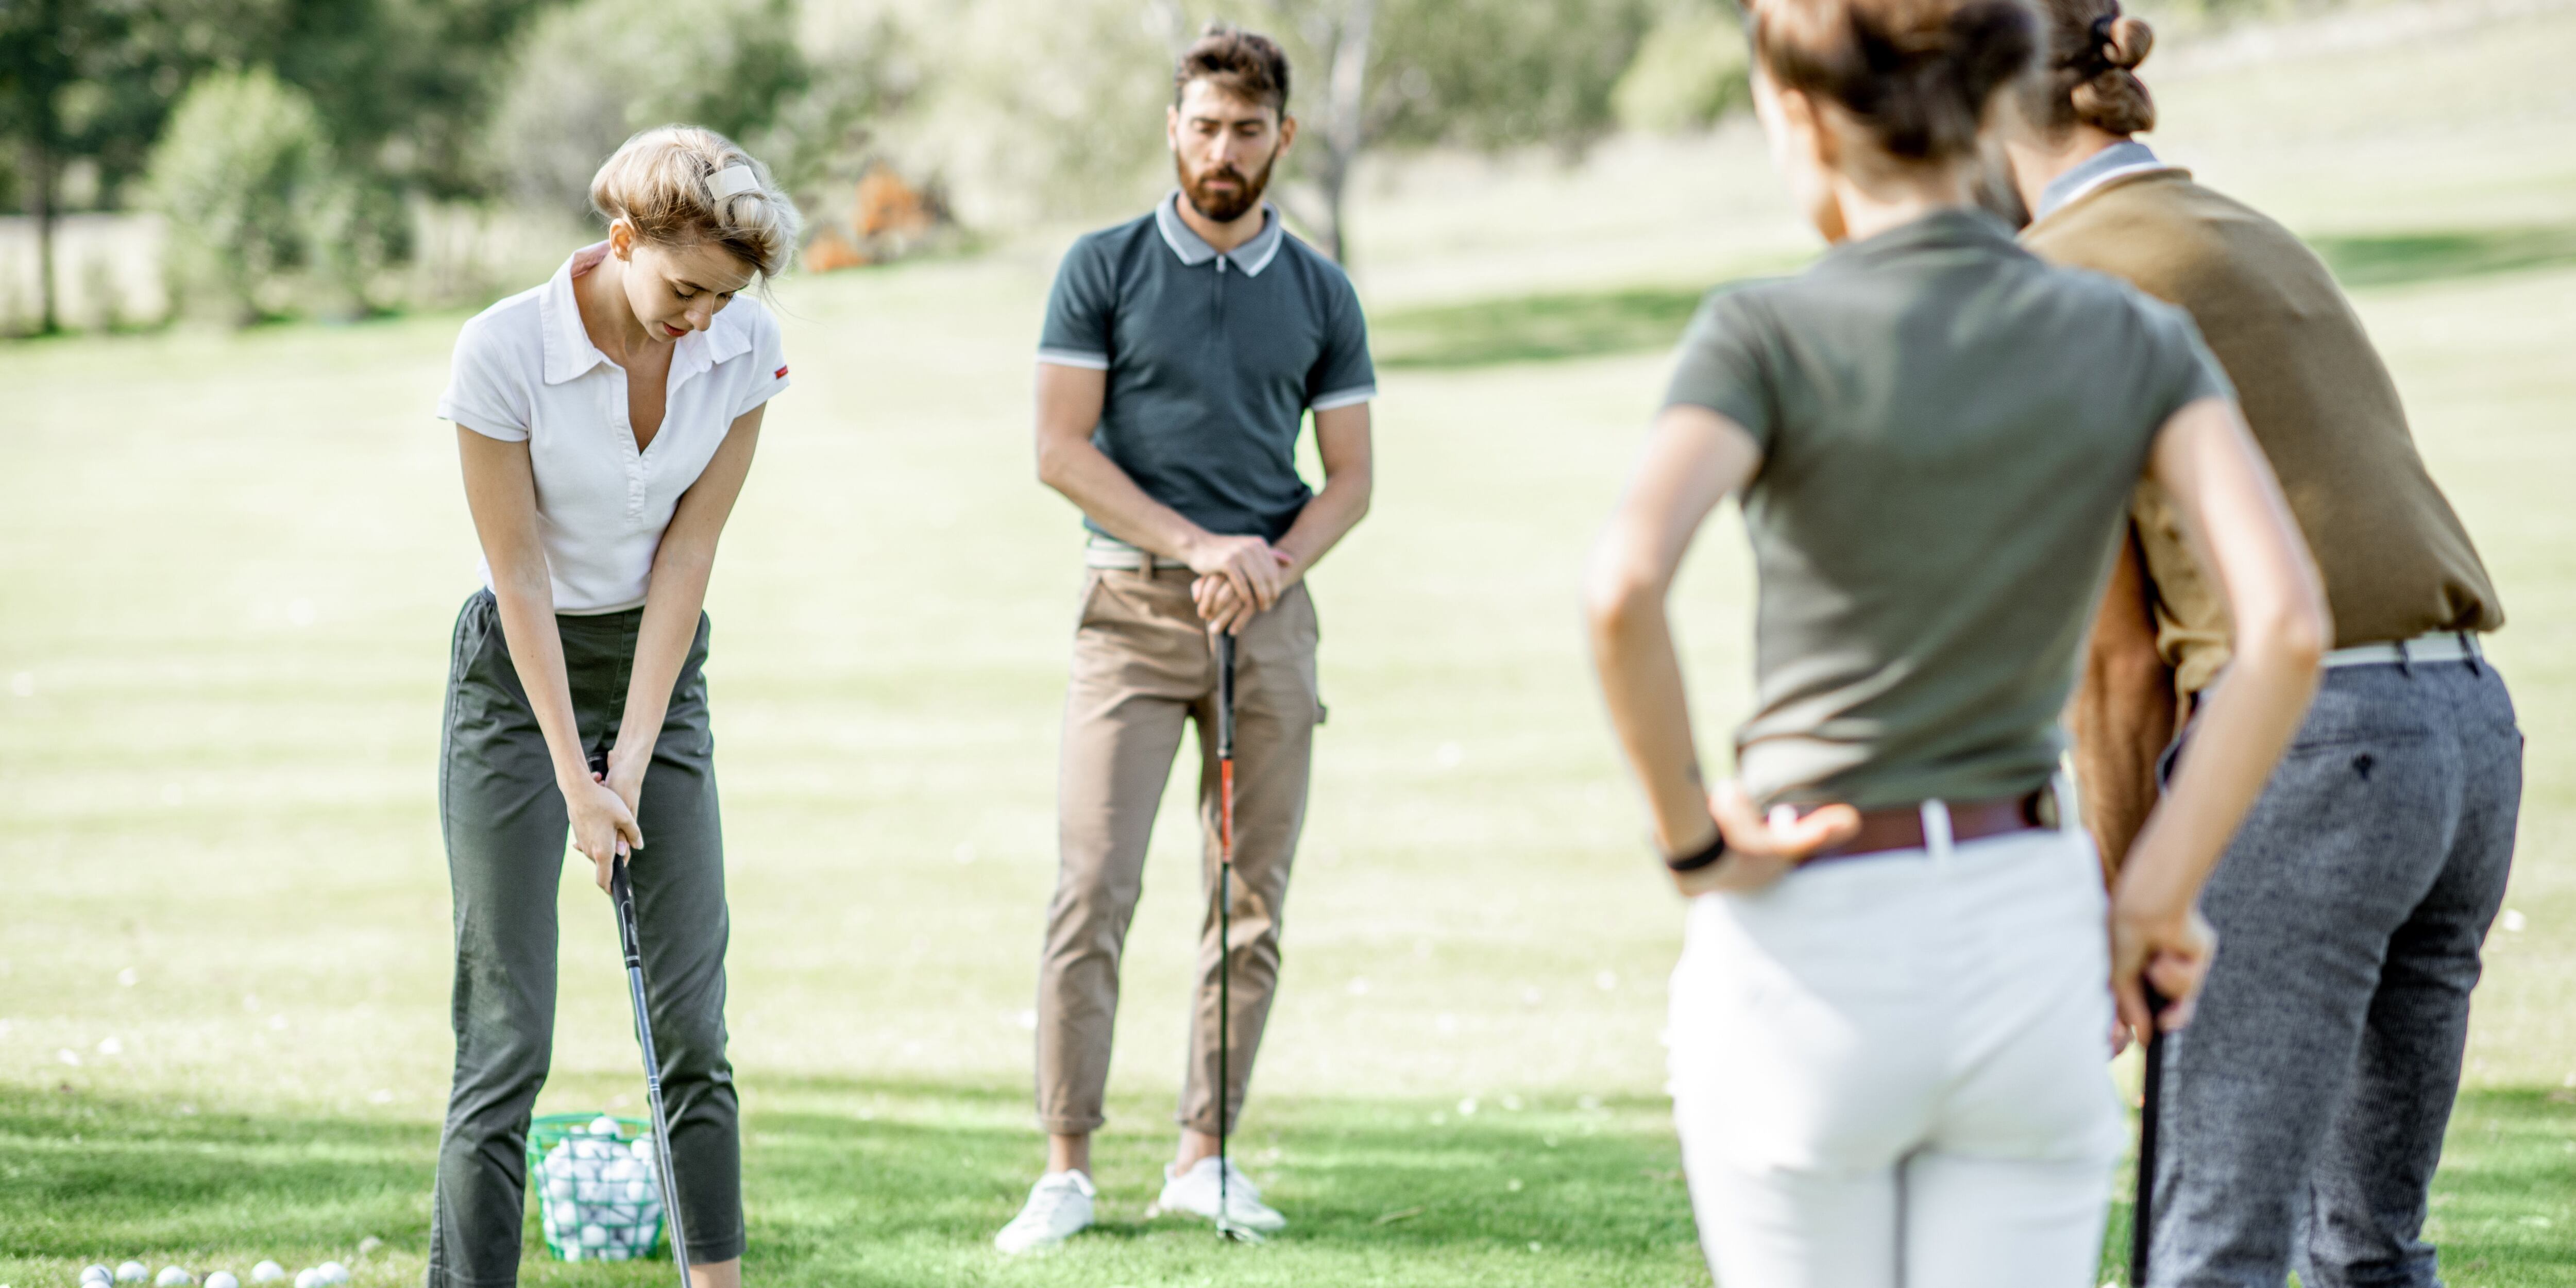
[6,6,2575,1285]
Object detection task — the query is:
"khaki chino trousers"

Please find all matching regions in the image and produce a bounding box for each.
[1037,566,1321,1136]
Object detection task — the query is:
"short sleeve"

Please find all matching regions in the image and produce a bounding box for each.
[1662,288,1777,450]
[731,302,791,420]
[1037,237,1114,370]
[2139,297,2235,422]
[437,313,533,442]
[1305,270,1376,411]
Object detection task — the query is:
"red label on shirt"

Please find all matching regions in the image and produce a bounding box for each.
[775,365,790,379]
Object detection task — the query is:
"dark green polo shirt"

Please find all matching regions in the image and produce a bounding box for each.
[1665,209,2232,811]
[1039,194,1376,542]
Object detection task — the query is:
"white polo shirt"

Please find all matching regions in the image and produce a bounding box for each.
[437,243,789,614]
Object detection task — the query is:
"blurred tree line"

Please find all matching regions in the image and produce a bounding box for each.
[1,0,1770,333]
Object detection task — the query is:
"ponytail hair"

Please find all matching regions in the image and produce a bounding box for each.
[1748,0,2039,164]
[2024,0,2156,137]
[588,125,802,280]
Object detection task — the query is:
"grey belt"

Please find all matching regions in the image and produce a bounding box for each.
[2324,631,2483,669]
[1084,535,1188,571]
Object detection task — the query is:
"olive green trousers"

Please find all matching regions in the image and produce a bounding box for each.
[426,590,742,1286]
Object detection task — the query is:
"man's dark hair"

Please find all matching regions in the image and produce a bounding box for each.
[1174,23,1291,116]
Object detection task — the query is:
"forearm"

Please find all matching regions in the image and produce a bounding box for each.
[2117,636,2318,912]
[2071,659,2175,874]
[487,562,590,789]
[1037,435,1211,561]
[1274,468,1370,580]
[615,548,716,761]
[1586,577,1716,855]
[2120,396,2329,916]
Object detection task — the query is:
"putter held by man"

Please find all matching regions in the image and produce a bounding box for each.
[992,22,1377,1255]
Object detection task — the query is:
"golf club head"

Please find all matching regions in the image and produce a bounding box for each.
[1214,1218,1265,1245]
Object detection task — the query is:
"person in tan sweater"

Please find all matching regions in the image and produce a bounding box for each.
[2003,6,2521,1286]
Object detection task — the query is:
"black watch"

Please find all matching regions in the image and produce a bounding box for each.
[1663,829,1728,874]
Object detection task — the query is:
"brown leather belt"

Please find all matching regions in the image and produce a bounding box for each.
[1797,788,2057,865]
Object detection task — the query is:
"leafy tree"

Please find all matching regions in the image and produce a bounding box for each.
[483,0,808,220]
[143,65,338,321]
[1612,0,1750,134]
[0,0,155,332]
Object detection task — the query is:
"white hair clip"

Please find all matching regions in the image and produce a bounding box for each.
[708,164,761,199]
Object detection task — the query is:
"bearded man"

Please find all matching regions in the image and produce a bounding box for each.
[993,23,1376,1254]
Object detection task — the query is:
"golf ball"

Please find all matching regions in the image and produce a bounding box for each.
[587,1115,619,1136]
[117,1265,149,1283]
[629,1138,653,1160]
[250,1265,284,1284]
[80,1267,112,1285]
[581,1225,608,1248]
[155,1269,192,1287]
[206,1275,240,1288]
[293,1271,318,1288]
[625,1179,651,1202]
[315,1266,348,1286]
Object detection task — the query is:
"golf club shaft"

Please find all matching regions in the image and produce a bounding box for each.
[2131,986,2166,1286]
[1215,632,1236,1235]
[601,794,692,1287]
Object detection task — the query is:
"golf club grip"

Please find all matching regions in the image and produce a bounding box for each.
[1214,633,1236,759]
[2132,985,2167,1286]
[611,860,644,968]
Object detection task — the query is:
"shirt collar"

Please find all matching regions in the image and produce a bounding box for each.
[2035,140,2173,219]
[1155,191,1285,277]
[538,241,752,387]
[1818,207,2023,272]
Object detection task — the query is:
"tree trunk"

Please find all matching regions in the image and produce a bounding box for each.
[1314,0,1375,266]
[29,138,58,334]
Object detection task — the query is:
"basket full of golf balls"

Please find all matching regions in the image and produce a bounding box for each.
[529,1113,669,1262]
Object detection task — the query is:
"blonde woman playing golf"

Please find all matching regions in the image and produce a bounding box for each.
[1584,0,2328,1280]
[428,126,796,1288]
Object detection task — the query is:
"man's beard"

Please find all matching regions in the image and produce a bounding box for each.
[1178,151,1275,224]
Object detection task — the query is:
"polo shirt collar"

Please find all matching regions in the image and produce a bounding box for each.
[1820,207,2022,272]
[538,242,752,388]
[539,244,614,385]
[1155,191,1285,277]
[2035,139,2178,219]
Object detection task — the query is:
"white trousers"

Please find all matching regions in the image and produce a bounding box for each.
[1668,817,2126,1288]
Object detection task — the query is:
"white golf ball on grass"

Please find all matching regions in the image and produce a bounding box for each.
[292,1270,318,1288]
[116,1265,148,1284]
[80,1267,112,1286]
[249,1265,284,1284]
[314,1266,347,1286]
[206,1273,240,1288]
[154,1269,192,1287]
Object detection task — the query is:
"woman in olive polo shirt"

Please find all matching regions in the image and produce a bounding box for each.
[427,126,795,1288]
[1583,0,2328,1282]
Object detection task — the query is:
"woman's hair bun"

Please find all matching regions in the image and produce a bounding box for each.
[2102,14,2153,69]
[2022,0,2157,137]
[588,125,802,280]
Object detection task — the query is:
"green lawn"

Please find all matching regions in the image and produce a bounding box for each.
[5,6,2574,1285]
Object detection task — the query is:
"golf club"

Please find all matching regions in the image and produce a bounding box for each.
[1212,631,1256,1244]
[595,752,693,1286]
[2131,985,2167,1287]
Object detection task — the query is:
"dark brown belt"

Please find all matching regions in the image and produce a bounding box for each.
[1797,788,2057,865]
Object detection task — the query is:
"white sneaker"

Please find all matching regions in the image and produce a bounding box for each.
[1154,1156,1286,1232]
[994,1169,1096,1255]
